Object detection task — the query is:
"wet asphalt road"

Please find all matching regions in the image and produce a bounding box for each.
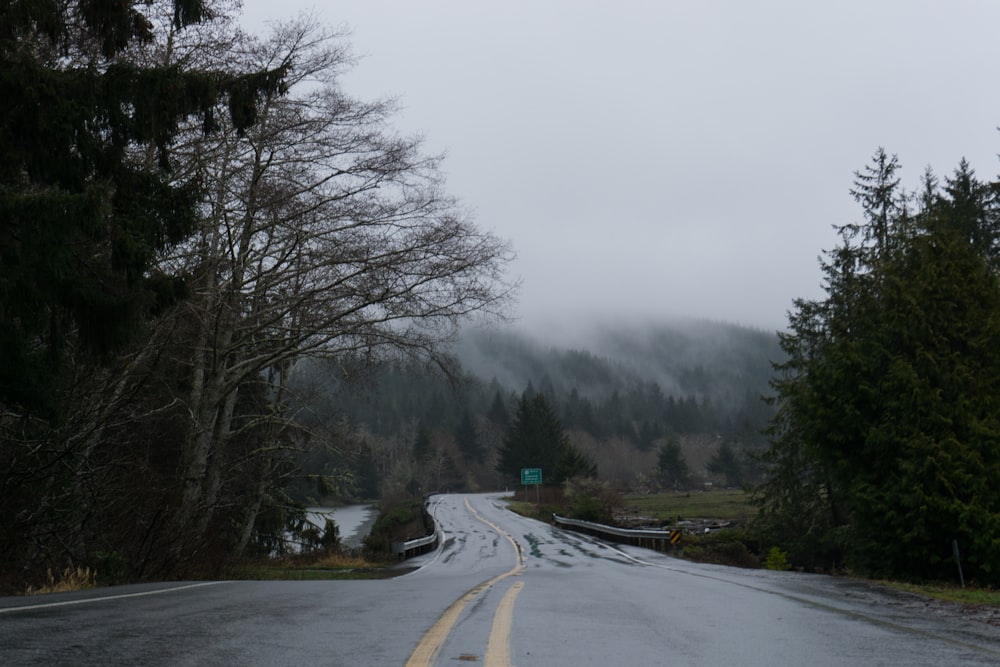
[2,493,1000,665]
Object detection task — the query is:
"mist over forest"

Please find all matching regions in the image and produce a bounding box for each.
[290,318,783,502]
[455,318,781,405]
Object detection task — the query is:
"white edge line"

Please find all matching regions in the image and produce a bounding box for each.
[0,581,231,614]
[399,497,448,577]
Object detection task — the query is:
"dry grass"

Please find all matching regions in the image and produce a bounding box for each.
[309,552,374,569]
[25,564,96,595]
[227,548,400,581]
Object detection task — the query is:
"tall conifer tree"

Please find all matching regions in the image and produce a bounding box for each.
[496,392,596,485]
[0,0,287,416]
[756,149,1000,582]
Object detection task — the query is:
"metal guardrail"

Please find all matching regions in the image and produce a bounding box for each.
[391,531,439,559]
[552,514,675,538]
[552,513,682,553]
[390,496,443,559]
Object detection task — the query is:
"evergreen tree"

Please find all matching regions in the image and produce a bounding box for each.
[841,169,1000,579]
[537,374,557,401]
[756,150,1000,583]
[637,420,661,452]
[486,390,509,429]
[707,441,743,488]
[496,392,596,485]
[0,0,287,416]
[455,409,483,462]
[656,438,690,489]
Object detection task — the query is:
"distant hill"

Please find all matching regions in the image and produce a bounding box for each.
[453,318,783,409]
[291,318,785,499]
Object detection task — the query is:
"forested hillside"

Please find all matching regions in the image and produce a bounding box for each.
[291,320,782,501]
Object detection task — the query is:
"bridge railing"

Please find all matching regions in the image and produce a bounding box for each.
[390,531,439,559]
[551,513,682,553]
[390,496,442,559]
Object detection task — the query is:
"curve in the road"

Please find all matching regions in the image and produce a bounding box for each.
[405,497,524,667]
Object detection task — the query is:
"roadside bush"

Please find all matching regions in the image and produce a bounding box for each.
[298,519,341,555]
[563,477,621,524]
[92,550,130,585]
[507,499,563,522]
[764,546,792,571]
[684,530,760,569]
[570,494,607,522]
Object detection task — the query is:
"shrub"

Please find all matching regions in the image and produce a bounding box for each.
[92,551,129,585]
[563,477,620,524]
[764,546,792,571]
[684,531,760,569]
[570,494,607,523]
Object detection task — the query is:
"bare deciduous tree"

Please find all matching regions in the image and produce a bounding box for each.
[154,17,515,563]
[1,7,515,584]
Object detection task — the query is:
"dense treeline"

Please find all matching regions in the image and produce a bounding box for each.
[0,0,512,592]
[756,149,1000,585]
[317,323,778,442]
[294,321,781,498]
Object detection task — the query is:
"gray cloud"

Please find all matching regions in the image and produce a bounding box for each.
[242,0,1000,331]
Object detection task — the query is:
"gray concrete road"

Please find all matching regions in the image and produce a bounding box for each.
[2,493,999,666]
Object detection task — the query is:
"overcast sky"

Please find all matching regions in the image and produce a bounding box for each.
[240,1,1000,332]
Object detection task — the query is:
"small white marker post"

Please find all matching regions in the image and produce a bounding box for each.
[952,539,965,588]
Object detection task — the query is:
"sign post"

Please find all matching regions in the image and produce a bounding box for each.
[520,468,542,504]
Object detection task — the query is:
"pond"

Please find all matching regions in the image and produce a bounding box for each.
[304,504,378,548]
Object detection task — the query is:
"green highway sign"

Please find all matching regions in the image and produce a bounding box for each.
[520,468,542,485]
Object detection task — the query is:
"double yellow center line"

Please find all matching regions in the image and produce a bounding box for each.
[405,498,525,667]
[484,580,524,666]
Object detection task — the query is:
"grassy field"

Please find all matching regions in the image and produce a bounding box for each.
[621,489,756,523]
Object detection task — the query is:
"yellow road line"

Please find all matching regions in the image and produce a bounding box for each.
[464,497,524,571]
[485,581,524,667]
[405,497,524,667]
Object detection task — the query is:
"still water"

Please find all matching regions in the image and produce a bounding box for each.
[304,504,377,548]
